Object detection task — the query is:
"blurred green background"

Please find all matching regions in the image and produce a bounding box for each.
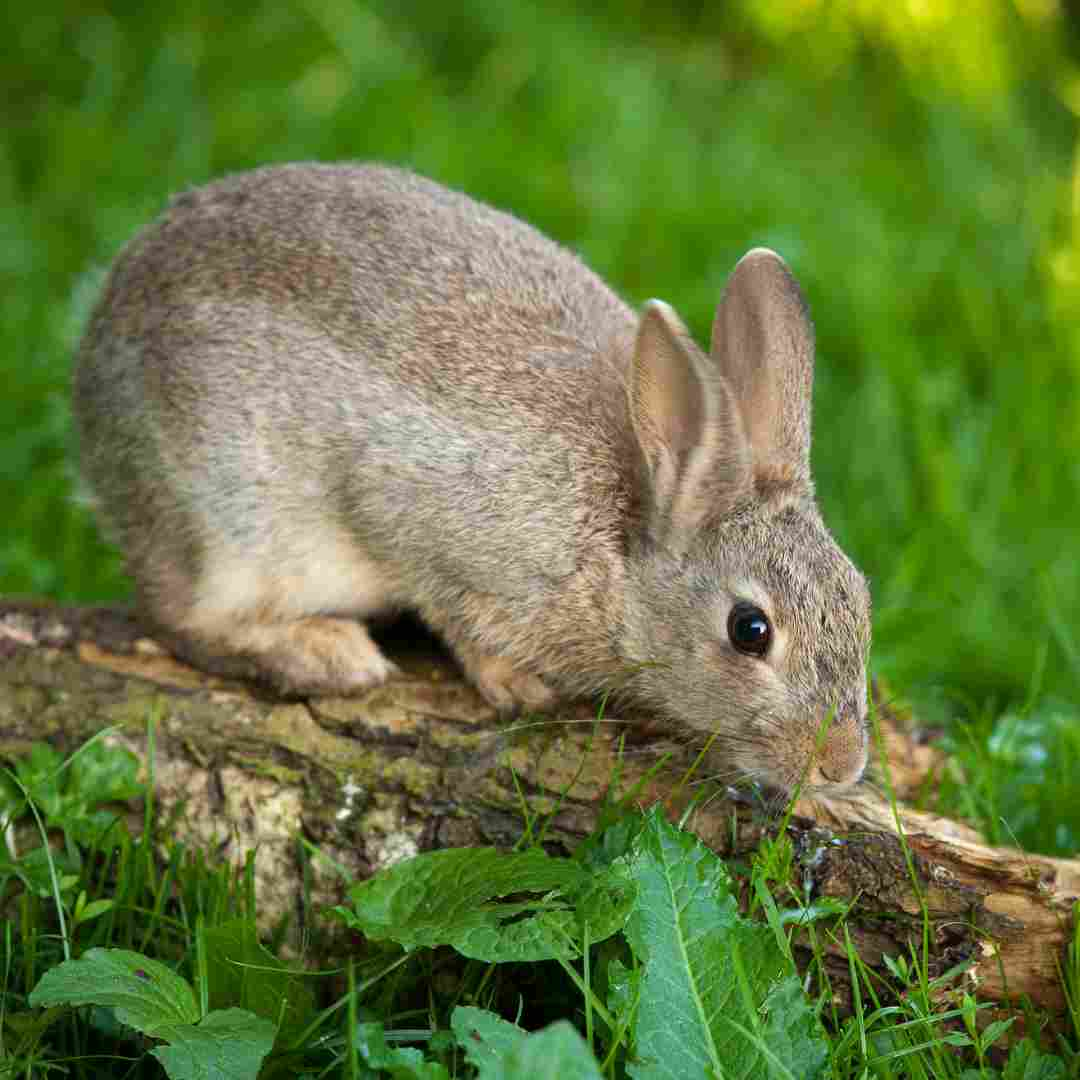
[3,1,1079,851]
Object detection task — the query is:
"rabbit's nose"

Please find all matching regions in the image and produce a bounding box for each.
[808,712,868,790]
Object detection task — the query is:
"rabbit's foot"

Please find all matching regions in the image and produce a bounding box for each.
[455,644,557,715]
[253,616,401,696]
[169,615,400,697]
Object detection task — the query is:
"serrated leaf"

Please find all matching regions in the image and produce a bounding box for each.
[151,1007,276,1080]
[452,1005,526,1070]
[1002,1037,1067,1080]
[476,1020,603,1080]
[623,807,828,1080]
[29,948,198,1036]
[338,847,632,962]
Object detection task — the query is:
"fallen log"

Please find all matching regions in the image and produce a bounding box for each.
[1,598,1076,1023]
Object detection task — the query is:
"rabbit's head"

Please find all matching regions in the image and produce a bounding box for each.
[619,249,871,797]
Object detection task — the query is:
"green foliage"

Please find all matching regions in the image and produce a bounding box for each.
[456,1012,604,1080]
[150,1008,277,1080]
[452,1006,527,1071]
[29,948,199,1032]
[0,737,143,900]
[999,1038,1069,1080]
[1,735,1077,1077]
[931,698,1080,855]
[352,1021,451,1078]
[332,846,634,961]
[333,806,832,1077]
[1,739,321,1078]
[29,950,275,1079]
[0,739,143,848]
[199,919,314,1047]
[621,807,827,1079]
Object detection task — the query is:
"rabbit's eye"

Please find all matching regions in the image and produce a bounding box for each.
[728,602,771,657]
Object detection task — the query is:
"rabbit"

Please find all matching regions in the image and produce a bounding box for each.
[74,162,871,796]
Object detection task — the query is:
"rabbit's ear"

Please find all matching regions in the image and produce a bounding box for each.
[710,248,814,493]
[630,300,752,548]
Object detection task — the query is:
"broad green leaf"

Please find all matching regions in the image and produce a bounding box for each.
[68,741,143,804]
[476,1020,603,1080]
[452,1005,526,1070]
[1002,1037,1067,1080]
[623,807,828,1080]
[201,920,314,1046]
[152,1007,276,1080]
[353,1020,450,1078]
[29,948,198,1036]
[336,847,632,961]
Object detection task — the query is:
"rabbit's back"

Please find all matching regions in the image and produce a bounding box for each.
[82,163,633,398]
[74,164,637,664]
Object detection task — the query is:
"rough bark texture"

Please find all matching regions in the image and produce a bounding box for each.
[1,598,1077,1026]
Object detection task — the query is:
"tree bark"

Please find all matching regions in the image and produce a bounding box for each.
[1,599,1077,1026]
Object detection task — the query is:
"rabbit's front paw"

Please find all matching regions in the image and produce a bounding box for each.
[454,643,557,716]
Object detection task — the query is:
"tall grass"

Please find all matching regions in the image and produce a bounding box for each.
[2,1,1078,851]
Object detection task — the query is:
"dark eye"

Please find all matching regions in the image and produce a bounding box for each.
[727,602,771,657]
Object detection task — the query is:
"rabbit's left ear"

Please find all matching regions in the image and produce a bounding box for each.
[710,248,814,494]
[629,299,752,550]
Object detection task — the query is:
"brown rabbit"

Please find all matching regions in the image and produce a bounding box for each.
[74,162,871,796]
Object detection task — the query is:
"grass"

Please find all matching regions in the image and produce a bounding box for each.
[0,4,1077,833]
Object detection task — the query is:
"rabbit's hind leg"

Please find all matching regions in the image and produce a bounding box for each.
[165,612,400,697]
[137,527,401,697]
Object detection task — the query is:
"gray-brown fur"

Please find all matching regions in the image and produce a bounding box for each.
[74,162,871,795]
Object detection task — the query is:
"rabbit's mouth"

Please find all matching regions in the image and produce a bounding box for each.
[713,697,869,803]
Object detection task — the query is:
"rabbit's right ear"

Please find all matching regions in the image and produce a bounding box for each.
[629,300,752,550]
[709,248,815,494]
